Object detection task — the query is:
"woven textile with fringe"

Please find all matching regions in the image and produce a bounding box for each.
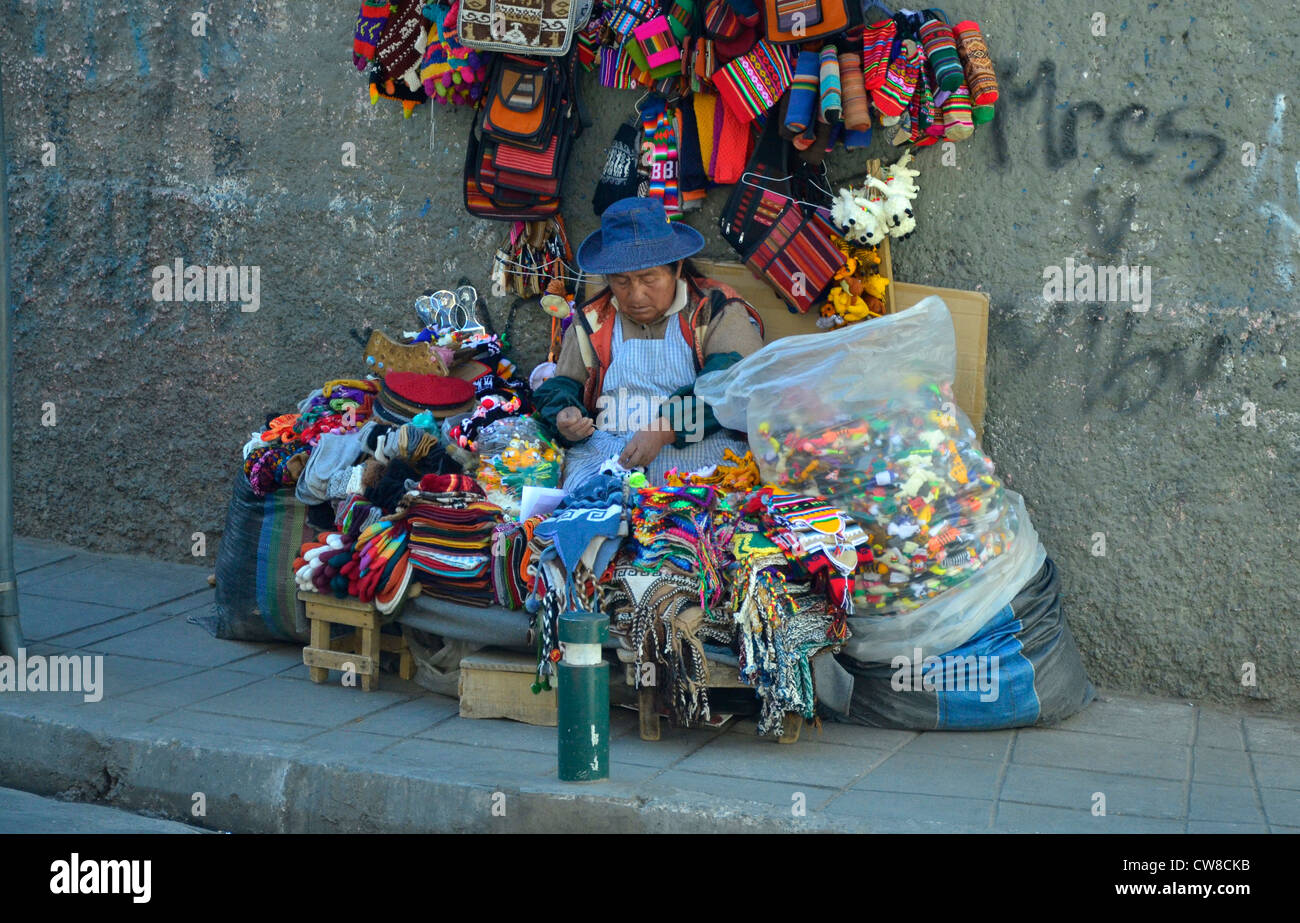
[729,529,849,736]
[600,484,735,726]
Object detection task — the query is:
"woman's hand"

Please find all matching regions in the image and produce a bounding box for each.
[619,426,676,469]
[556,406,595,442]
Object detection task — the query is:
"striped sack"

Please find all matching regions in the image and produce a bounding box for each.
[711,39,793,123]
[744,202,847,313]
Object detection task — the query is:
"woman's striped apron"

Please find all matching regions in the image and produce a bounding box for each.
[561,313,748,491]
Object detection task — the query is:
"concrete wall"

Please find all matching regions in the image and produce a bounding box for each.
[2,1,1296,712]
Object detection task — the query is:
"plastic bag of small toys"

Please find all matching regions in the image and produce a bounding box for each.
[697,296,1045,661]
[472,416,563,518]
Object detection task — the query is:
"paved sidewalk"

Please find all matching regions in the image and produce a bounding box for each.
[1,537,1297,833]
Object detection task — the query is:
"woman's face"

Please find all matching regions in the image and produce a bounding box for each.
[607,263,680,325]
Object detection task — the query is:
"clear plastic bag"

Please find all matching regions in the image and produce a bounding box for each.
[697,296,1045,661]
[473,416,563,517]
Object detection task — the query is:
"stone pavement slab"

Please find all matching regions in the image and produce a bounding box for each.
[1243,717,1300,756]
[2,536,1298,833]
[1012,727,1191,781]
[1000,764,1186,819]
[1192,746,1255,786]
[993,802,1185,834]
[16,594,135,642]
[19,557,210,610]
[1188,783,1267,824]
[12,539,77,574]
[854,751,1003,800]
[0,786,204,834]
[89,616,272,668]
[828,790,994,832]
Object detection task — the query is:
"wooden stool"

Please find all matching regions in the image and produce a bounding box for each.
[299,589,417,691]
[615,648,803,744]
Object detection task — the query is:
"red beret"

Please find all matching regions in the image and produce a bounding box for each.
[383,372,474,411]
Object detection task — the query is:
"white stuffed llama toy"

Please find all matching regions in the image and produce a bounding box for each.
[867,153,922,239]
[830,186,889,246]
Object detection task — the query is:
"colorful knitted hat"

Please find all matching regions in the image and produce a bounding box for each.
[374,0,429,84]
[354,3,391,70]
[382,372,475,412]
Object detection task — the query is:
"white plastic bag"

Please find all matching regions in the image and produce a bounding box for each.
[698,296,1045,661]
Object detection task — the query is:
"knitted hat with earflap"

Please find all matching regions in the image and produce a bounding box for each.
[354,2,391,70]
[593,116,644,216]
[375,0,431,91]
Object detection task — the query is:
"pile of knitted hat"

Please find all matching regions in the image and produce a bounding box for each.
[376,371,476,425]
[244,380,379,496]
[627,485,729,611]
[727,523,844,737]
[401,473,504,605]
[490,515,545,609]
[355,0,488,116]
[735,487,873,635]
[293,506,415,616]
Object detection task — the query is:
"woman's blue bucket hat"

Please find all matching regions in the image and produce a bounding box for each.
[576,197,705,275]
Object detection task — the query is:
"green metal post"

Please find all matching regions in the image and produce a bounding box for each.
[556,610,609,782]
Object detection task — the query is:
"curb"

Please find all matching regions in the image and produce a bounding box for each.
[0,709,897,834]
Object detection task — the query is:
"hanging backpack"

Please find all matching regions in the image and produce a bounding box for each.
[464,52,589,220]
[761,0,850,44]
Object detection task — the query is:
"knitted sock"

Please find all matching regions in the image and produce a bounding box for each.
[643,100,665,203]
[838,50,870,131]
[954,21,999,105]
[923,81,946,140]
[659,108,682,217]
[871,39,919,119]
[942,84,974,140]
[825,119,844,152]
[354,3,390,70]
[907,73,927,143]
[677,104,710,209]
[594,119,643,216]
[694,91,719,176]
[818,45,842,124]
[713,39,792,123]
[972,102,995,125]
[861,18,897,90]
[712,103,750,184]
[792,121,817,151]
[793,119,832,162]
[785,50,820,135]
[918,18,963,92]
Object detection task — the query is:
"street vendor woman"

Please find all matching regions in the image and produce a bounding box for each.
[534,197,765,490]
